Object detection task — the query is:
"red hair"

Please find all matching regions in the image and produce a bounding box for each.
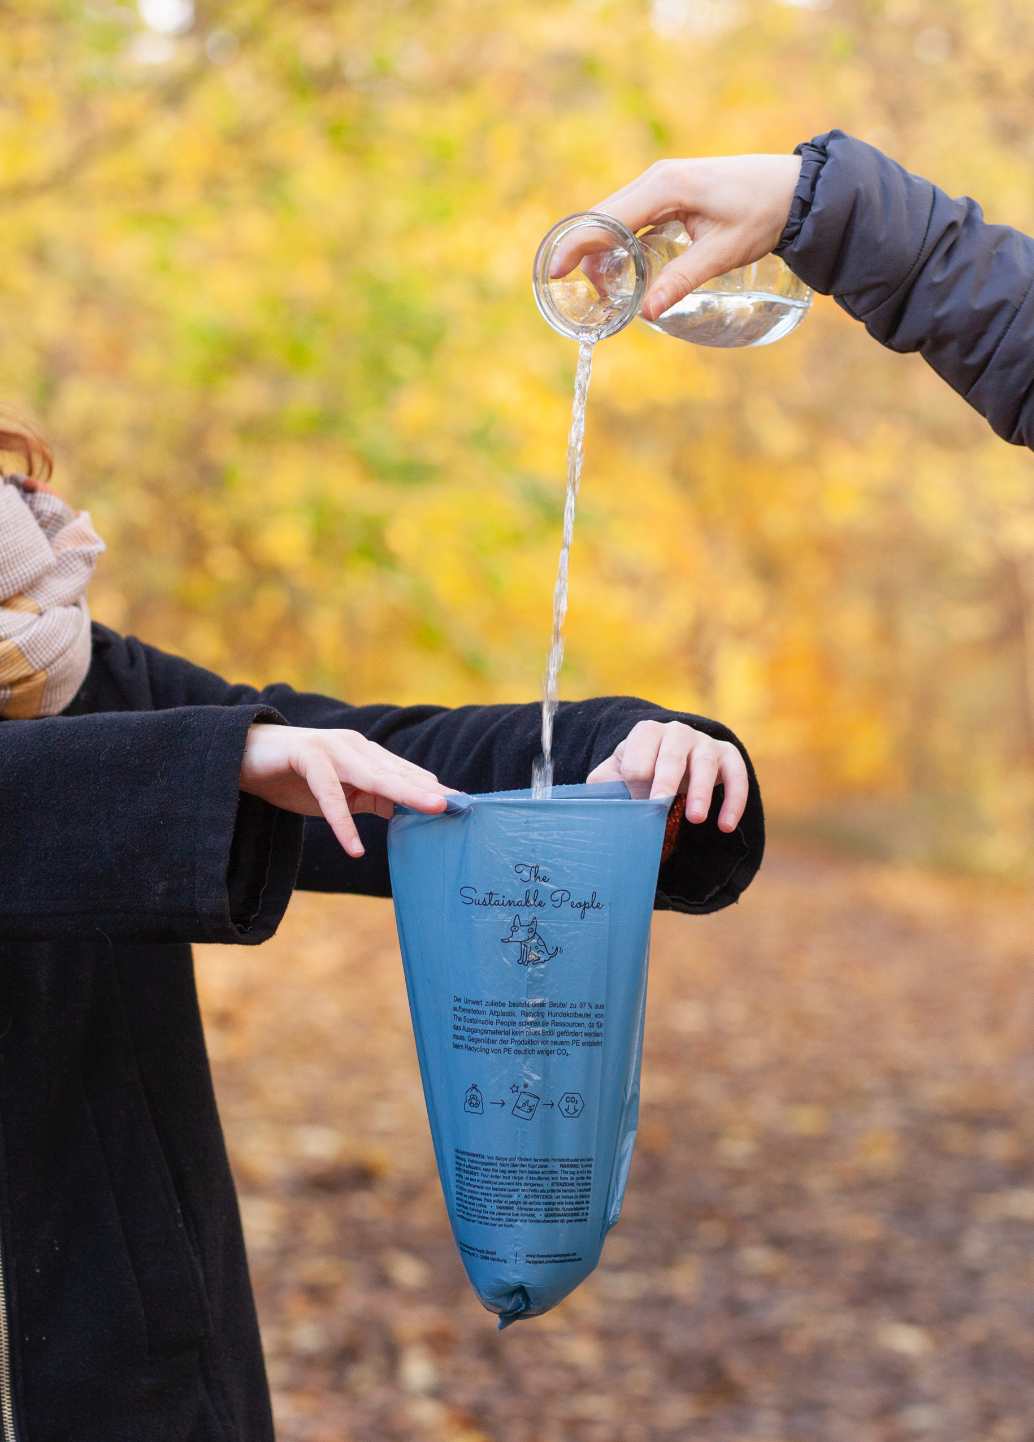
[0,404,53,483]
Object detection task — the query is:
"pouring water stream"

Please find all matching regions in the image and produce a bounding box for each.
[531,335,596,799]
[528,220,813,798]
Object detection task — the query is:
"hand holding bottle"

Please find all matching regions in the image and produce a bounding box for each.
[591,154,803,321]
[551,153,803,322]
[536,153,809,348]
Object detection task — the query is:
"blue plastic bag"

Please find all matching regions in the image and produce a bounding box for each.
[388,782,672,1326]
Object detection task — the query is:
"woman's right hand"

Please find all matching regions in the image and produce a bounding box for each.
[240,724,454,858]
[553,152,802,323]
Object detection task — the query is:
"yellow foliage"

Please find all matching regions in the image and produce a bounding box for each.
[2,0,1034,867]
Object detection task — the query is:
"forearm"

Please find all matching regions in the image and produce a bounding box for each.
[277,693,728,794]
[777,129,1034,449]
[294,696,765,914]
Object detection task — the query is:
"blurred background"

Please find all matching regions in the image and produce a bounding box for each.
[10,3,1034,1439]
[9,0,1034,868]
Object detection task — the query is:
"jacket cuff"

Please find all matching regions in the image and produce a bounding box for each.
[194,705,303,944]
[0,704,304,944]
[654,789,758,915]
[775,136,830,255]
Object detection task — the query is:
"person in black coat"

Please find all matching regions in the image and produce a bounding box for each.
[570,129,1034,454]
[0,448,765,1440]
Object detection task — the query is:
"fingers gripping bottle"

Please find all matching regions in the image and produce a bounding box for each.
[533,213,812,347]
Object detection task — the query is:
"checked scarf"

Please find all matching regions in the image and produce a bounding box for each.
[0,473,104,718]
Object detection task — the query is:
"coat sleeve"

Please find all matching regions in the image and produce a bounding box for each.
[266,688,764,918]
[776,129,1034,450]
[0,704,303,945]
[102,632,764,915]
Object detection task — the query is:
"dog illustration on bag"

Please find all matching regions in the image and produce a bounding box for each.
[502,914,562,966]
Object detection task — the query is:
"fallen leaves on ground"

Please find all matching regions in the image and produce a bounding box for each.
[195,845,1034,1442]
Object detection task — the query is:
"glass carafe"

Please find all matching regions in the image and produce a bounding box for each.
[533,212,813,347]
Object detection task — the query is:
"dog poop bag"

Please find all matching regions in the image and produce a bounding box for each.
[387,782,671,1326]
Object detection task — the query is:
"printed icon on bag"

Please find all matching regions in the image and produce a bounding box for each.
[512,1089,541,1120]
[464,1084,484,1115]
[501,914,562,966]
[557,1092,584,1118]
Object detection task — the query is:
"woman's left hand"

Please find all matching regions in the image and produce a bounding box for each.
[586,719,748,832]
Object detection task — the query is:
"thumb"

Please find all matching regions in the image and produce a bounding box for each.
[586,741,625,784]
[641,232,744,322]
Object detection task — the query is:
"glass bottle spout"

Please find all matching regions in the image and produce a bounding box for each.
[533,212,813,348]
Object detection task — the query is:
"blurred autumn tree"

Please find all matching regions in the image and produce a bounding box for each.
[4,0,1034,868]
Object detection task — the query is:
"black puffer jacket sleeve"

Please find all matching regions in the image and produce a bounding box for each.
[776,129,1034,449]
[0,702,302,945]
[80,628,763,917]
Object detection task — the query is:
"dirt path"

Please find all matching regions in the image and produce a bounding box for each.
[195,845,1034,1442]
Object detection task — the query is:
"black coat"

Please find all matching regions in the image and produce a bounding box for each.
[777,129,1034,450]
[0,624,764,1442]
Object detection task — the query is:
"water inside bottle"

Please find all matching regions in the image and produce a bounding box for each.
[645,289,810,348]
[532,336,596,799]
